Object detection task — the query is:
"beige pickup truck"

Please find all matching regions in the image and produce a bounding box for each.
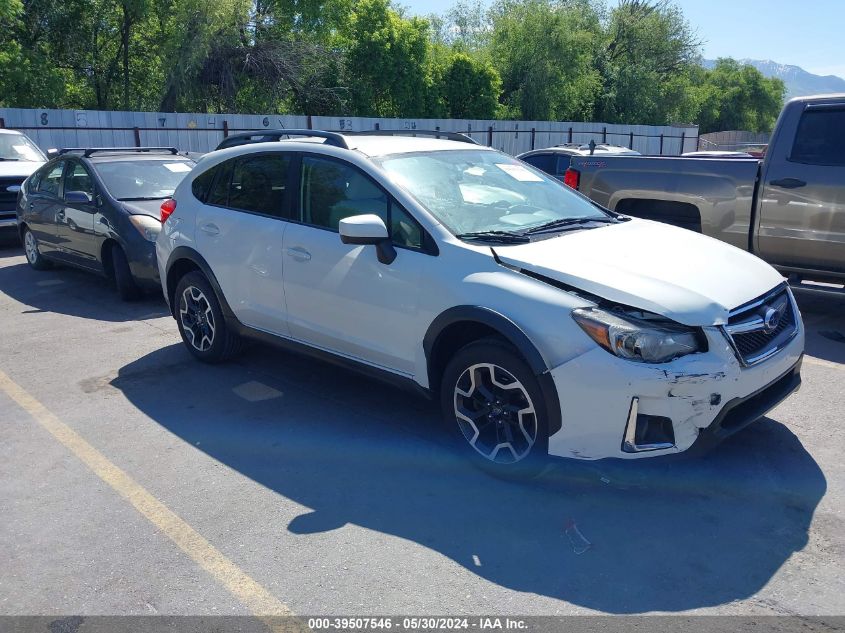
[565,94,845,288]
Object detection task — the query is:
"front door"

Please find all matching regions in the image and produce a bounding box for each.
[756,103,845,273]
[282,154,427,375]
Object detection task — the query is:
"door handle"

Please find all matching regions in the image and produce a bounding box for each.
[199,222,220,236]
[770,178,806,189]
[286,247,311,262]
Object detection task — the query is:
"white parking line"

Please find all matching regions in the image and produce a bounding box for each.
[0,369,300,631]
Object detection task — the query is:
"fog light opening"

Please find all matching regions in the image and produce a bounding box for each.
[622,397,676,453]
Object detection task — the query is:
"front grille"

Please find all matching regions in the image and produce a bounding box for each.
[724,285,799,366]
[0,177,25,214]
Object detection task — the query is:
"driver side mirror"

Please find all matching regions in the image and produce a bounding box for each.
[65,190,93,205]
[339,214,396,265]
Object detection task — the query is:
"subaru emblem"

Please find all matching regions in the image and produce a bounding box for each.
[763,307,782,333]
[6,185,21,193]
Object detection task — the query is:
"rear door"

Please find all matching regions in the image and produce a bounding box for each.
[194,151,292,335]
[756,102,845,272]
[56,160,99,268]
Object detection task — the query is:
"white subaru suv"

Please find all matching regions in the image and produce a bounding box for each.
[156,130,804,476]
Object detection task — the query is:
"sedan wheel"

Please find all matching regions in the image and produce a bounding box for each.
[23,228,51,270]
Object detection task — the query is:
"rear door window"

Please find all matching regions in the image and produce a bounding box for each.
[790,107,845,166]
[228,153,290,217]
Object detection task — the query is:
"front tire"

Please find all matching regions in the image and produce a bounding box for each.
[440,338,550,479]
[23,227,52,270]
[174,271,241,363]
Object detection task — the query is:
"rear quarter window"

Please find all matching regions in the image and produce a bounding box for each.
[191,167,216,202]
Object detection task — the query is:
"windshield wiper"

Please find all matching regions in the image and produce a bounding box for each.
[524,216,616,234]
[118,196,170,201]
[456,230,531,244]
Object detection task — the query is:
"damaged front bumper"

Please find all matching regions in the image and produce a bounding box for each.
[546,322,805,460]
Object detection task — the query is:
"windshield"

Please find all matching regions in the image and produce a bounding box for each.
[373,149,608,236]
[96,159,194,200]
[0,134,46,162]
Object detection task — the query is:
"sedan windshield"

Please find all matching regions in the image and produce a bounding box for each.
[96,159,194,200]
[373,149,609,236]
[0,134,46,162]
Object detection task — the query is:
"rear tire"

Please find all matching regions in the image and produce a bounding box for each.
[440,337,550,479]
[23,227,52,270]
[174,271,242,363]
[111,244,142,301]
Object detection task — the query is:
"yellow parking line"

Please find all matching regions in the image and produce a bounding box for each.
[0,369,300,631]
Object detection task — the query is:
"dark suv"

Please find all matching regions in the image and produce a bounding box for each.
[16,147,194,300]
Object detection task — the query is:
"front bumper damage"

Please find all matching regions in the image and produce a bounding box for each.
[546,320,804,460]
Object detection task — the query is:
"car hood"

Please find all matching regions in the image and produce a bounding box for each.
[492,219,785,326]
[0,161,44,179]
[120,199,164,219]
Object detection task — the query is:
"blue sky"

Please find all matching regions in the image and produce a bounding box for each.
[401,0,845,79]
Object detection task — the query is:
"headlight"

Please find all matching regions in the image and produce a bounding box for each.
[127,214,162,243]
[572,307,702,363]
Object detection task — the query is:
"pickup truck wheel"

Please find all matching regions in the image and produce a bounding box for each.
[23,228,52,270]
[175,271,241,363]
[441,338,549,479]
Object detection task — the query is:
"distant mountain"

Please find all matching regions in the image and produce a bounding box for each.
[702,59,845,101]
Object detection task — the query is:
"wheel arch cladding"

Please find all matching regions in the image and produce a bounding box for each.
[165,247,235,320]
[423,306,562,435]
[101,238,119,277]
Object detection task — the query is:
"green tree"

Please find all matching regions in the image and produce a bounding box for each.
[341,0,436,117]
[593,0,701,124]
[489,0,602,121]
[695,58,785,133]
[437,52,501,119]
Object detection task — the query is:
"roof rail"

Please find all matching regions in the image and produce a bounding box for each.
[344,129,479,145]
[59,147,179,157]
[221,129,349,149]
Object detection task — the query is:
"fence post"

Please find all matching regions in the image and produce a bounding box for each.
[133,127,141,147]
[530,128,536,150]
[602,127,607,143]
[679,132,685,156]
[307,114,313,130]
[629,131,634,149]
[487,126,493,147]
[222,120,229,138]
[659,133,664,155]
[568,127,573,143]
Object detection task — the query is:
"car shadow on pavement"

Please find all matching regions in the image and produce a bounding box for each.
[0,260,169,322]
[111,342,826,613]
[792,289,845,365]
